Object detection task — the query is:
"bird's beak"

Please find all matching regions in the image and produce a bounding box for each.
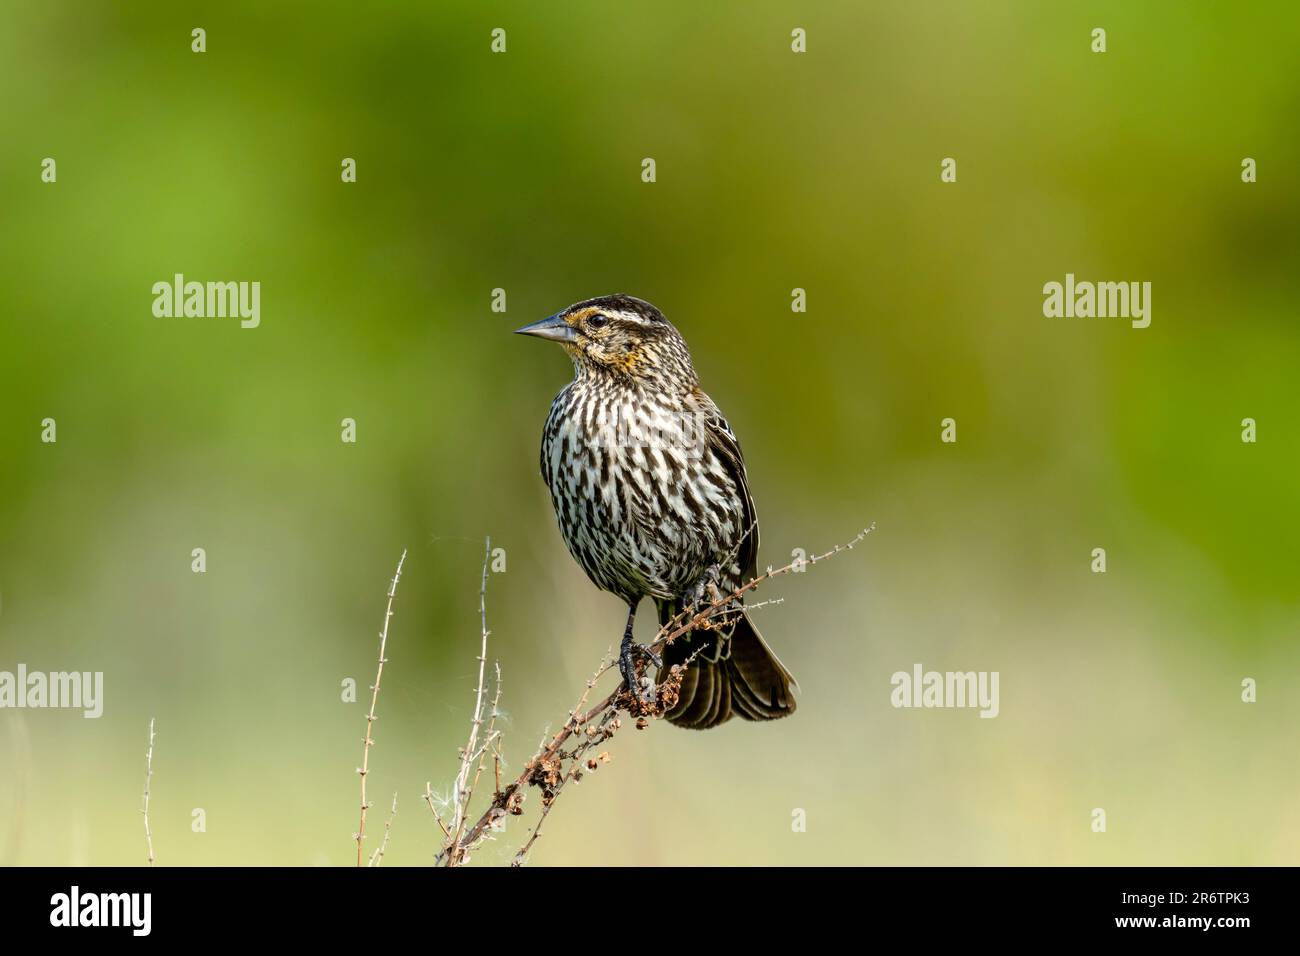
[514,313,578,344]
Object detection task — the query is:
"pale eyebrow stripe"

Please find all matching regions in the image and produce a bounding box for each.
[568,305,647,326]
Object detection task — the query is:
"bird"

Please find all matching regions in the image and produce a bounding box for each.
[515,293,797,729]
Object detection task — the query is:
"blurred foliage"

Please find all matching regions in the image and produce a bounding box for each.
[1,1,1297,865]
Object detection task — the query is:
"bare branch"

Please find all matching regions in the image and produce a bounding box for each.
[367,793,398,867]
[444,525,874,865]
[141,718,155,867]
[422,783,452,839]
[355,549,407,867]
[437,537,496,866]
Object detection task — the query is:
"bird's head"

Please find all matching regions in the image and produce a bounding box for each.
[515,294,696,387]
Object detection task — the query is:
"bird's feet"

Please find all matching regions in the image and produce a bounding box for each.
[619,640,662,707]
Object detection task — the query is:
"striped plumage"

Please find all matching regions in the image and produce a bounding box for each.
[516,294,797,729]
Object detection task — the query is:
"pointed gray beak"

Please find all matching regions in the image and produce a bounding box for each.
[514,313,578,343]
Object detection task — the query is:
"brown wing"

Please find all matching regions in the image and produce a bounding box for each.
[695,396,759,584]
[659,397,798,729]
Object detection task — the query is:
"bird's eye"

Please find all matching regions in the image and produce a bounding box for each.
[587,314,608,330]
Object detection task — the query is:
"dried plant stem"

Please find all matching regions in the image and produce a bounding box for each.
[355,549,407,867]
[465,663,504,827]
[367,793,398,867]
[142,718,155,867]
[511,707,617,867]
[423,783,452,840]
[446,524,875,865]
[437,537,499,866]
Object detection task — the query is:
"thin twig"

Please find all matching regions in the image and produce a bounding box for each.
[450,525,874,864]
[422,783,453,839]
[438,537,496,866]
[142,718,155,867]
[461,616,502,842]
[469,662,503,807]
[355,549,407,867]
[510,708,618,867]
[367,793,398,867]
[490,662,504,798]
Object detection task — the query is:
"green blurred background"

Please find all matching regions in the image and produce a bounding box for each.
[2,1,1298,866]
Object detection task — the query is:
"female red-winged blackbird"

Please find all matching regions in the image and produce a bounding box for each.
[516,294,797,729]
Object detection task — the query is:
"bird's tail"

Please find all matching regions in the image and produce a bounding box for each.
[657,606,798,730]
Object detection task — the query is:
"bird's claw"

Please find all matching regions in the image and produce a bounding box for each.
[619,642,661,706]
